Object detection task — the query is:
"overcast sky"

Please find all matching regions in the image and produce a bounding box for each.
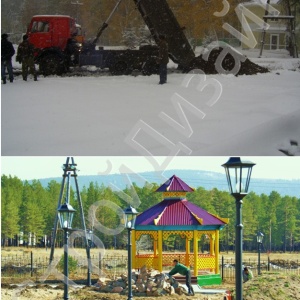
[1,156,300,181]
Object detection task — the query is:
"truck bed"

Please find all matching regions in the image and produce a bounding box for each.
[133,0,195,68]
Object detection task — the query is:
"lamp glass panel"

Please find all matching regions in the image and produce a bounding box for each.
[86,230,93,240]
[257,232,264,243]
[124,213,136,229]
[58,210,74,229]
[225,165,253,193]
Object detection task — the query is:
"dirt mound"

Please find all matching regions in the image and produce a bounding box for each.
[187,47,269,76]
[242,273,300,300]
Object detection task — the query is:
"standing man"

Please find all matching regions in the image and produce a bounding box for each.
[1,33,15,84]
[16,34,37,81]
[157,34,169,85]
[168,259,194,295]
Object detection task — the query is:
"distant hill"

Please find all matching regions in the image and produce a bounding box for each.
[34,169,299,197]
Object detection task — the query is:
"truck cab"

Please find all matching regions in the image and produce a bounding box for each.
[27,15,81,75]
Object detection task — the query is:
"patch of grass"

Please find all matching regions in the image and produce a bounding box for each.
[277,289,284,295]
[265,277,276,282]
[290,274,300,281]
[248,285,258,292]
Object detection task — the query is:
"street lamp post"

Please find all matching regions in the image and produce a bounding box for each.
[222,157,255,300]
[86,229,93,286]
[123,206,138,300]
[58,202,76,300]
[257,231,264,275]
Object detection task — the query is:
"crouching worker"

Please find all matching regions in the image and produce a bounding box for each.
[243,267,254,283]
[16,34,37,81]
[168,259,194,295]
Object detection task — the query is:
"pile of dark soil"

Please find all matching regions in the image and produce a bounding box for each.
[187,47,269,76]
[270,259,300,268]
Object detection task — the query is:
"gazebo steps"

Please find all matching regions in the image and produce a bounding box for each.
[197,274,222,286]
[174,274,221,286]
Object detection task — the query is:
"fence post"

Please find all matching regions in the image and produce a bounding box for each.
[31,251,33,277]
[268,256,270,271]
[221,256,224,281]
[99,252,102,275]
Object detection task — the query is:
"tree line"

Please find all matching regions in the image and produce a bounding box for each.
[1,0,249,46]
[1,174,299,252]
[2,0,299,47]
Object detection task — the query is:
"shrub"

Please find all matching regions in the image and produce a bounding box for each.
[57,255,78,274]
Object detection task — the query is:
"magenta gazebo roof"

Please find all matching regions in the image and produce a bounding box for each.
[155,175,195,192]
[136,198,226,226]
[135,175,227,230]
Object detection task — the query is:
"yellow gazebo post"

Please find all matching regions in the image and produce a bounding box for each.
[158,230,163,272]
[132,230,136,268]
[210,233,215,256]
[193,230,198,276]
[185,238,190,266]
[215,230,220,274]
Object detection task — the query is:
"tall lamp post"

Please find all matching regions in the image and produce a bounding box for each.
[257,231,264,275]
[124,206,138,300]
[58,202,76,300]
[222,157,255,300]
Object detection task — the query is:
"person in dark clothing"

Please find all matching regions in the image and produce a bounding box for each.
[157,34,169,85]
[1,33,15,84]
[16,34,37,81]
[243,267,253,283]
[168,259,194,295]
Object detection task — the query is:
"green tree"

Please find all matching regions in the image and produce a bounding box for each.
[243,192,260,250]
[20,181,45,245]
[45,180,63,232]
[266,191,282,251]
[1,189,20,242]
[277,195,298,252]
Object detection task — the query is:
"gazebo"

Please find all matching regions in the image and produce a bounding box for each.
[132,175,228,284]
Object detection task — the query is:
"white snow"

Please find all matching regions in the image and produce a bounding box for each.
[1,48,300,156]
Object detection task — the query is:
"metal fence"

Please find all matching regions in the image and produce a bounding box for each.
[220,256,300,281]
[2,252,299,280]
[1,252,129,279]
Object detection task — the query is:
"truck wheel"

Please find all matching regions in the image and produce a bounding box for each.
[40,54,65,76]
[110,61,131,75]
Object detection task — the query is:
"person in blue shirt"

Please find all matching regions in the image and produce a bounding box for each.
[168,259,194,295]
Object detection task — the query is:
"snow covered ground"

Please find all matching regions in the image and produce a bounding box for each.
[1,48,300,156]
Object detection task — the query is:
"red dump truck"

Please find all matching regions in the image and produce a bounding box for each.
[26,0,267,76]
[26,0,198,76]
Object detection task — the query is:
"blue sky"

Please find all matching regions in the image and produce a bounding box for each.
[1,156,300,181]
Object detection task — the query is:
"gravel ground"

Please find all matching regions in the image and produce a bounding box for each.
[2,273,300,300]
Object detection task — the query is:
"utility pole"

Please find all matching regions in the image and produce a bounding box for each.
[71,0,83,23]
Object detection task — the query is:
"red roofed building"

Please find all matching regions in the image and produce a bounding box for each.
[132,175,228,281]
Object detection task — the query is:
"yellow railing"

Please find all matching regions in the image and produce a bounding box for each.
[135,253,217,273]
